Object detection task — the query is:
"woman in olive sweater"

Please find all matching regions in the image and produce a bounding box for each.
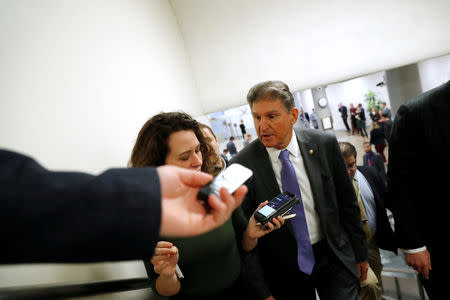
[129,112,282,299]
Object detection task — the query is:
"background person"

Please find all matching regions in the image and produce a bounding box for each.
[243,133,252,147]
[339,142,396,300]
[338,102,351,132]
[362,141,386,183]
[199,123,225,175]
[369,122,387,163]
[221,148,230,166]
[310,108,319,129]
[227,136,238,156]
[239,120,247,139]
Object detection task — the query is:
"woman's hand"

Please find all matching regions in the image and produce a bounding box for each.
[242,201,285,252]
[246,201,285,239]
[151,241,179,278]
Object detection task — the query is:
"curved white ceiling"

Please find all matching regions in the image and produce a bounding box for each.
[170,0,450,114]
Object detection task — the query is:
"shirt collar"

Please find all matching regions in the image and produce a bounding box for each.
[266,130,300,163]
[354,169,362,183]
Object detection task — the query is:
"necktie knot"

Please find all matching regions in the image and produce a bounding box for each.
[279,149,290,161]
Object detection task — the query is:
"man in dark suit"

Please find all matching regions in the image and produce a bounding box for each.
[387,81,450,299]
[0,149,246,264]
[230,81,368,300]
[362,141,386,183]
[227,136,238,156]
[339,141,396,300]
[338,102,351,131]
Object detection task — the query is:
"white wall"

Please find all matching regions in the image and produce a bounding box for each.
[325,72,390,131]
[294,90,315,115]
[171,0,450,114]
[0,0,199,292]
[0,0,200,174]
[418,53,450,92]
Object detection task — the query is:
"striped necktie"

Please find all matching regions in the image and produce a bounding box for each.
[352,178,372,241]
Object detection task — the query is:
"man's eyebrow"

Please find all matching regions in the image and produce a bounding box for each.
[252,110,279,115]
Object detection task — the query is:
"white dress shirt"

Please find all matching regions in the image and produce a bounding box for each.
[354,169,377,236]
[265,131,323,244]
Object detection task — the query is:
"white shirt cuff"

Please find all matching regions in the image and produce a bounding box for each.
[400,246,427,254]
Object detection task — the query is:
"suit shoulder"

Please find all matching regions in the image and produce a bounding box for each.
[406,80,450,111]
[296,127,337,145]
[359,165,379,180]
[229,140,263,166]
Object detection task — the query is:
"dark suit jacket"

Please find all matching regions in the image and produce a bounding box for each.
[370,127,385,145]
[357,166,396,253]
[339,106,348,118]
[220,153,229,166]
[0,149,161,264]
[227,141,237,155]
[387,81,450,254]
[230,128,367,293]
[363,151,386,183]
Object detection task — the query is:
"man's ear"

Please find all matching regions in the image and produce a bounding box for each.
[290,107,299,124]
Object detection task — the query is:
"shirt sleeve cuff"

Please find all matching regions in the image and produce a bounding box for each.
[400,246,427,254]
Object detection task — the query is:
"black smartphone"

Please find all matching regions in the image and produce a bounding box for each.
[254,192,299,225]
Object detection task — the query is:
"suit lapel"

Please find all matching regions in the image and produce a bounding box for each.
[252,140,280,200]
[294,129,325,213]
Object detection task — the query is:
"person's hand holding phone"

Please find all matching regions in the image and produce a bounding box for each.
[242,201,285,251]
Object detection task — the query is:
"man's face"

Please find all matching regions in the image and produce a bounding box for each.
[344,155,357,179]
[251,98,298,149]
[363,144,371,153]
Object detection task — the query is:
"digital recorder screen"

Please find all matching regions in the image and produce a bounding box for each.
[259,193,292,217]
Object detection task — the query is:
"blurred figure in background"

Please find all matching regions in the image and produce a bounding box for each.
[221,148,230,166]
[298,108,310,128]
[350,103,359,135]
[243,133,252,147]
[378,112,392,144]
[199,123,225,175]
[339,141,396,300]
[227,136,238,156]
[338,102,351,132]
[310,108,319,129]
[362,141,386,184]
[356,104,368,137]
[380,102,391,119]
[239,120,247,139]
[369,122,387,163]
[369,107,380,126]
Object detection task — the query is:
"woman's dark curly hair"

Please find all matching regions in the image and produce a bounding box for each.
[128,112,215,174]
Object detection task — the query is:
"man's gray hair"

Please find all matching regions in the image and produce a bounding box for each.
[247,80,295,112]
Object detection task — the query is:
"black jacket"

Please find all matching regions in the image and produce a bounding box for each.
[357,166,396,253]
[0,149,161,263]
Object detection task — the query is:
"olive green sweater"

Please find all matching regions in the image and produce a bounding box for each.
[145,208,248,297]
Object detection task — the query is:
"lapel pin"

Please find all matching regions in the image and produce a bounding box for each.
[308,149,314,155]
